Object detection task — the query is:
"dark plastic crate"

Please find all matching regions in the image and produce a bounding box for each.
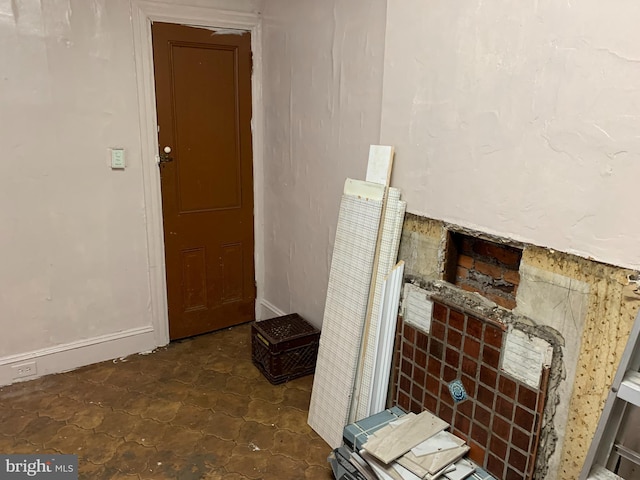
[251,314,320,384]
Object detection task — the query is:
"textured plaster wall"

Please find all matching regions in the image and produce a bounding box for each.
[522,248,640,479]
[381,0,640,270]
[261,0,387,327]
[398,215,640,479]
[0,0,260,358]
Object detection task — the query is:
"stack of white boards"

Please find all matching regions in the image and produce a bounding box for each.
[308,145,407,447]
[352,411,477,480]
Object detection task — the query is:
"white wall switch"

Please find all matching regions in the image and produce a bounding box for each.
[111,148,125,169]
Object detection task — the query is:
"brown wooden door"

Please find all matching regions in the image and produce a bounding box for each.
[152,22,255,340]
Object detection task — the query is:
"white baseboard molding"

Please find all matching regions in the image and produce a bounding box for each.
[0,326,157,387]
[259,299,287,320]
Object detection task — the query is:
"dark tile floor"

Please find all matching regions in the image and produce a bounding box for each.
[0,323,333,479]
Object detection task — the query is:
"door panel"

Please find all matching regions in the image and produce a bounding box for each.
[152,22,255,340]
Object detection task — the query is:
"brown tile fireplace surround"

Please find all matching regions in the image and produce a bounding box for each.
[392,298,549,480]
[395,213,640,479]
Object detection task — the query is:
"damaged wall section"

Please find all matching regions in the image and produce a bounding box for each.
[397,213,640,480]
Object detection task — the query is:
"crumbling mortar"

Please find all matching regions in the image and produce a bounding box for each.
[403,273,563,479]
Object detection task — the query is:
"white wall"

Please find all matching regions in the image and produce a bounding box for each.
[0,0,260,382]
[261,0,388,326]
[380,0,640,270]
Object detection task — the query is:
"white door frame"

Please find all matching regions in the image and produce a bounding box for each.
[131,0,265,346]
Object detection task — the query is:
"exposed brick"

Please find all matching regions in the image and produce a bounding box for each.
[458,254,474,269]
[471,241,493,259]
[459,237,475,255]
[486,243,522,268]
[493,282,517,294]
[460,283,482,294]
[503,269,521,285]
[475,260,503,280]
[456,266,469,281]
[485,292,517,310]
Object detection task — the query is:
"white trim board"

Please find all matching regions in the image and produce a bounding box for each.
[131,0,265,347]
[259,299,288,320]
[0,327,156,387]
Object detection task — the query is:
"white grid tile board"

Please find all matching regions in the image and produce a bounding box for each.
[308,192,383,448]
[353,188,406,421]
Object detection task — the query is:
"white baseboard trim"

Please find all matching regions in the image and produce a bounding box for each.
[259,299,287,320]
[0,326,157,387]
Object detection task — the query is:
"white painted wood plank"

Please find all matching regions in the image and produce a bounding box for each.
[368,261,405,415]
[344,178,386,201]
[307,193,383,448]
[365,145,395,186]
[353,192,405,421]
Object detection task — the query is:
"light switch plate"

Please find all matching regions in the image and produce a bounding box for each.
[111,148,125,169]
